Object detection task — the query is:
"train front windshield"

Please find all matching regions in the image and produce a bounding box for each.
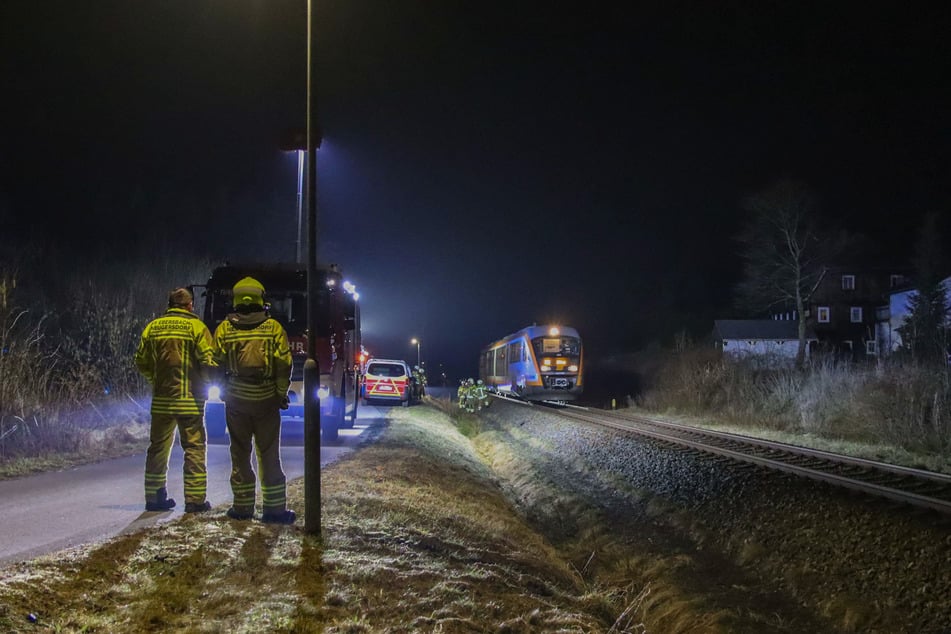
[532,336,581,358]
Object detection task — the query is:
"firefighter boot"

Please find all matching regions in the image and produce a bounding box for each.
[261,509,296,525]
[145,487,176,512]
[185,501,212,513]
[226,507,254,520]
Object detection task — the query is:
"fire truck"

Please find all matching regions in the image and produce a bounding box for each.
[193,262,360,441]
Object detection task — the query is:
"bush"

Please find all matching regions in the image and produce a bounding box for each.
[861,361,951,453]
[641,347,951,454]
[0,249,212,462]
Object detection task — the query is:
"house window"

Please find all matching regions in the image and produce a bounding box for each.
[817,306,830,323]
[850,307,863,323]
[841,275,855,290]
[866,340,878,355]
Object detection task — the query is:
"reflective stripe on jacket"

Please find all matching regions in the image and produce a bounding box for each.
[135,308,216,415]
[213,312,292,402]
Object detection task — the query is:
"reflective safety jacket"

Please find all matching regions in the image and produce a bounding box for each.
[213,310,292,402]
[135,308,216,415]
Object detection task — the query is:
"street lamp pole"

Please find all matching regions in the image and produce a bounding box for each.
[303,0,321,536]
[411,338,420,368]
[295,149,304,263]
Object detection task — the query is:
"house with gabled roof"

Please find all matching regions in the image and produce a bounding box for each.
[713,319,817,365]
[805,266,909,359]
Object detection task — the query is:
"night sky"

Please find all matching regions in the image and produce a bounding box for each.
[2,2,950,381]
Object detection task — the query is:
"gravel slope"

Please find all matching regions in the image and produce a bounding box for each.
[479,400,951,633]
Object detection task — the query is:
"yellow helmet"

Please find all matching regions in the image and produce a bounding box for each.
[233,276,265,307]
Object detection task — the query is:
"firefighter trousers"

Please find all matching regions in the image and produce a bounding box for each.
[144,413,207,505]
[225,397,287,515]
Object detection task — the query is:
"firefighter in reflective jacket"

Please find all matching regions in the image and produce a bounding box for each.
[213,276,296,524]
[134,287,216,513]
[458,378,477,412]
[473,379,489,410]
[417,366,428,397]
[411,366,426,401]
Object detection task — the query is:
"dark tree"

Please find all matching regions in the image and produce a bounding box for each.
[901,212,949,364]
[734,179,828,369]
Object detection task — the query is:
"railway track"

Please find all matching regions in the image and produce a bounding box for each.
[536,403,951,516]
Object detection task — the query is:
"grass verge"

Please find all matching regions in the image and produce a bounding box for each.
[0,402,838,633]
[0,406,613,633]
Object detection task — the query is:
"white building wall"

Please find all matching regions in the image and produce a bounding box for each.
[721,339,800,360]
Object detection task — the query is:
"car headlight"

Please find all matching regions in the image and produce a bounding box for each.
[540,364,551,372]
[567,365,578,372]
[208,385,222,401]
[317,385,331,400]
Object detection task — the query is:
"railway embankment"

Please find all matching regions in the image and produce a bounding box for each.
[477,399,951,633]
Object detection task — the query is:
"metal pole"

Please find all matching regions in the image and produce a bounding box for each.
[296,150,304,263]
[303,0,321,536]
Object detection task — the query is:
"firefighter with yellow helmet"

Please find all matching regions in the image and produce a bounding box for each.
[134,287,216,513]
[213,276,295,524]
[459,378,477,412]
[473,379,489,410]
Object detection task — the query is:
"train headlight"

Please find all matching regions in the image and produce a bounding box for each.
[540,364,551,372]
[208,385,222,401]
[567,365,578,372]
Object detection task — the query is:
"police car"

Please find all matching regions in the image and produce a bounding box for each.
[361,358,414,406]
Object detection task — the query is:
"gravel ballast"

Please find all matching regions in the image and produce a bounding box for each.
[478,400,951,633]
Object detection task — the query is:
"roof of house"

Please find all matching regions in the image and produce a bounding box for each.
[714,319,816,341]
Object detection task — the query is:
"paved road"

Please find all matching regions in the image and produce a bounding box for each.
[0,405,386,568]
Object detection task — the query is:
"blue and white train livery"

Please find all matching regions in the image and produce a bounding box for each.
[479,325,583,401]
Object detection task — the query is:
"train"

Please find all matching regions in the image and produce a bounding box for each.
[479,325,583,402]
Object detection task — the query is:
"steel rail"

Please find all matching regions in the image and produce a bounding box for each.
[549,407,951,516]
[608,410,951,485]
